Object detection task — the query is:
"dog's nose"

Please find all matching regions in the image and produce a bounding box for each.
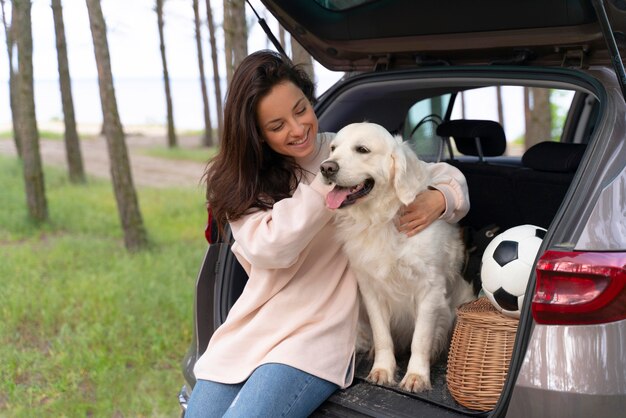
[320,160,339,178]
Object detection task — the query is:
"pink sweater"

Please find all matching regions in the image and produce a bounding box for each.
[193,133,469,388]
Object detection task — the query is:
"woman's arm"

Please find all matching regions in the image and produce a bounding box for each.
[397,162,469,236]
[230,175,334,269]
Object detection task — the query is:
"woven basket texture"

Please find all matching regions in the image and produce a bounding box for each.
[446,297,519,411]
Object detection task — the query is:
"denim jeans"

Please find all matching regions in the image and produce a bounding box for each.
[185,363,339,418]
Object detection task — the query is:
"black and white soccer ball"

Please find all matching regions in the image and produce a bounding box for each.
[481,224,546,318]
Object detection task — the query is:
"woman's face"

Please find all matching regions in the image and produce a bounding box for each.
[256,81,319,159]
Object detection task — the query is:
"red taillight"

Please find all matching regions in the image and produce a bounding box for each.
[532,250,626,325]
[205,208,214,244]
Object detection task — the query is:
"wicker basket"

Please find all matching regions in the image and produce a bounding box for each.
[446,297,519,411]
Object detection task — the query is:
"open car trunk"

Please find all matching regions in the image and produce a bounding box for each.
[180,64,610,417]
[311,67,600,416]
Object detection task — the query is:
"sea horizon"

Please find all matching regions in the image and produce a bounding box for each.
[0,77,227,132]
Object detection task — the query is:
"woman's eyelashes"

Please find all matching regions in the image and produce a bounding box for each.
[268,108,307,132]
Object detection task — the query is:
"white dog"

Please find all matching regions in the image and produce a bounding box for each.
[320,122,474,393]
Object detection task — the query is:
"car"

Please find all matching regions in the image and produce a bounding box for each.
[179,0,626,416]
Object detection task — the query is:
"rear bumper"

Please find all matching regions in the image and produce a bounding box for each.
[506,321,626,417]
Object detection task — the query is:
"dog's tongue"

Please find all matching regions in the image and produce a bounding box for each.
[326,186,350,209]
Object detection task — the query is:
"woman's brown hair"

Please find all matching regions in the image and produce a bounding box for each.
[205,50,316,232]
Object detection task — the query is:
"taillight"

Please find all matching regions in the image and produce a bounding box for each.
[205,208,214,244]
[532,250,626,325]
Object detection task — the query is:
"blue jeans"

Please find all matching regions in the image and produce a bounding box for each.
[185,363,339,418]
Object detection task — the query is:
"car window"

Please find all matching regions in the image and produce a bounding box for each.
[403,86,576,160]
[402,94,451,160]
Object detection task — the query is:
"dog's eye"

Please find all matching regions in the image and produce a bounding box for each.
[330,145,336,152]
[355,146,370,154]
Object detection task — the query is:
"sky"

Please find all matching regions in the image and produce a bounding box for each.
[0,0,343,129]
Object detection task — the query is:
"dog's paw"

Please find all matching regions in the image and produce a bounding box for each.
[367,368,396,386]
[399,373,432,392]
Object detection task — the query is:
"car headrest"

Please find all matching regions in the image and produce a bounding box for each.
[522,141,586,173]
[436,119,506,157]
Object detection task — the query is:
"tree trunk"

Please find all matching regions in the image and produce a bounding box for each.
[524,87,552,149]
[9,68,21,156]
[1,0,22,157]
[291,39,315,82]
[223,0,233,84]
[193,0,213,147]
[223,0,247,84]
[278,25,286,53]
[496,85,505,133]
[14,0,48,222]
[459,91,466,119]
[51,0,86,183]
[156,0,177,147]
[205,0,222,141]
[232,0,247,69]
[85,0,148,251]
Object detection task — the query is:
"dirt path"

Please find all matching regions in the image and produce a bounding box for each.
[0,133,208,189]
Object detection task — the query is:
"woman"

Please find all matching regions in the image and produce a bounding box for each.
[186,50,469,417]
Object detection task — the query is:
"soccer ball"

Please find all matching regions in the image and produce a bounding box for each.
[480,224,546,318]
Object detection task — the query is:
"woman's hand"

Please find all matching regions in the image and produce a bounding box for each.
[396,188,446,237]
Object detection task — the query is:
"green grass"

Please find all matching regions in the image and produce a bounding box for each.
[140,145,217,163]
[0,131,96,141]
[0,156,208,417]
[39,130,65,140]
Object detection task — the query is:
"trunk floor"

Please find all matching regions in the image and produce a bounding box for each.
[353,351,480,414]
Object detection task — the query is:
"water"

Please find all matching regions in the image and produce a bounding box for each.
[0,77,222,131]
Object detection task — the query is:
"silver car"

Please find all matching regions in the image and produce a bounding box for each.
[180,0,626,416]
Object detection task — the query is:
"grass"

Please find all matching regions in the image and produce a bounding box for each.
[0,156,208,417]
[0,130,63,140]
[0,131,95,141]
[140,145,217,163]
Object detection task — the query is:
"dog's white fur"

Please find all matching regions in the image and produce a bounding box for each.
[321,122,475,392]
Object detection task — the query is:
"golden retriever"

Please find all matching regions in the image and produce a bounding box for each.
[320,122,474,392]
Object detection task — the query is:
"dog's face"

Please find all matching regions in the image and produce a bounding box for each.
[321,122,426,209]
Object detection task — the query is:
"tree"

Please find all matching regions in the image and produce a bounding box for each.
[13,0,48,222]
[156,0,177,147]
[459,91,466,119]
[85,0,148,251]
[193,0,213,146]
[496,86,505,133]
[1,0,22,157]
[291,38,314,82]
[524,87,552,149]
[51,0,86,183]
[278,24,285,52]
[223,0,247,84]
[205,0,222,141]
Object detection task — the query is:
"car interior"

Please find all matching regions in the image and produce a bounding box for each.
[315,72,600,411]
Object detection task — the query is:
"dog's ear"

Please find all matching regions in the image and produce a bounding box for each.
[390,141,429,205]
